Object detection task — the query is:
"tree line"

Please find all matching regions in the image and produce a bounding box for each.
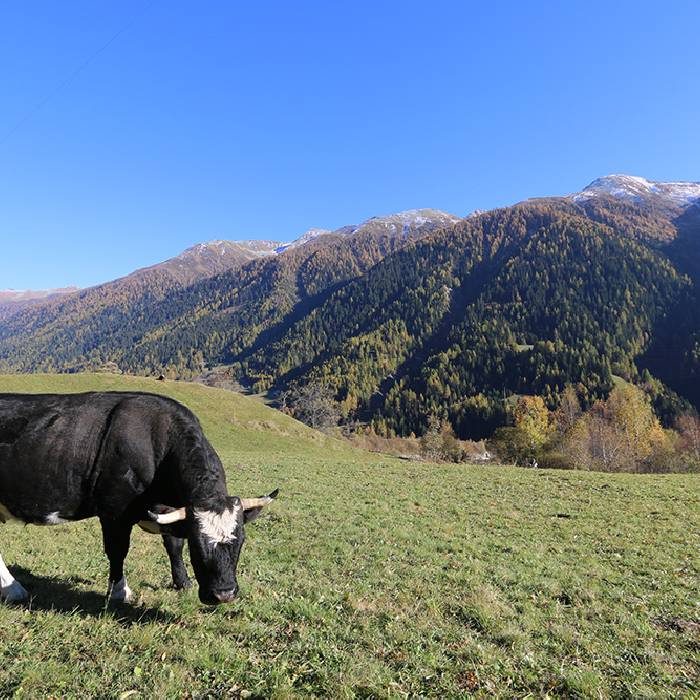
[490,383,699,473]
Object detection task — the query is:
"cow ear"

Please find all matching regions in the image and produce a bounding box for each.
[243,506,264,523]
[242,488,279,523]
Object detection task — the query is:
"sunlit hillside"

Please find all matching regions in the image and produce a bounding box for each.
[0,373,697,698]
[0,373,349,461]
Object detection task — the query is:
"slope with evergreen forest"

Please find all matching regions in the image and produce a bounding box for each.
[1,177,699,438]
[235,196,700,436]
[0,209,460,375]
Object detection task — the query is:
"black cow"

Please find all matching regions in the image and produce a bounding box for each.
[0,391,277,605]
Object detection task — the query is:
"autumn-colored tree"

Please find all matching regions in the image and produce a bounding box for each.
[438,421,465,462]
[604,383,667,467]
[562,383,667,472]
[489,396,551,465]
[512,395,551,452]
[676,413,700,459]
[419,414,443,461]
[552,385,582,436]
[578,405,628,471]
[488,426,532,465]
[419,415,465,462]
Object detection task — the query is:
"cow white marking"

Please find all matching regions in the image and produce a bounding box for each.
[0,553,29,603]
[1,503,70,526]
[0,503,75,527]
[44,512,68,525]
[108,576,133,602]
[194,504,240,545]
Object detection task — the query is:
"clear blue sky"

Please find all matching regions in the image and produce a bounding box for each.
[1,1,699,289]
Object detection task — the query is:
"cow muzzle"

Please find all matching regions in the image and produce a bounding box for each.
[199,586,239,605]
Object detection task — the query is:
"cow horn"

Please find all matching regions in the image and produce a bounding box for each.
[241,488,279,511]
[148,507,187,524]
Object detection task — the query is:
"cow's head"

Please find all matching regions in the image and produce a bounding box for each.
[148,489,278,604]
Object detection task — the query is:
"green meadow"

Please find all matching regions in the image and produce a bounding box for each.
[0,374,698,698]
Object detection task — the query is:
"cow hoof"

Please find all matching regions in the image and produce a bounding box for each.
[1,580,29,604]
[108,577,133,603]
[173,577,192,591]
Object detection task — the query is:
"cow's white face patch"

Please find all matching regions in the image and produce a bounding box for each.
[194,504,240,546]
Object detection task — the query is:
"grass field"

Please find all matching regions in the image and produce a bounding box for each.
[0,374,698,698]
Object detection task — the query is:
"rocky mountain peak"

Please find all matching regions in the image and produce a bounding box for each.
[573,174,700,206]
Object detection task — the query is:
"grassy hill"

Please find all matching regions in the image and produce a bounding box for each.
[0,373,349,461]
[0,374,698,698]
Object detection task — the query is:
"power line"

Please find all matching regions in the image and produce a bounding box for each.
[0,3,152,147]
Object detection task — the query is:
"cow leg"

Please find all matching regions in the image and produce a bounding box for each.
[100,518,134,602]
[0,552,28,604]
[162,535,192,590]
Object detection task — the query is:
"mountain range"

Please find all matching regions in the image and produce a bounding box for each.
[0,287,79,322]
[1,175,699,438]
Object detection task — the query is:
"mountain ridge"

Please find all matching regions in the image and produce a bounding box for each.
[6,176,699,296]
[1,176,699,439]
[572,174,700,206]
[0,287,80,302]
[0,207,460,377]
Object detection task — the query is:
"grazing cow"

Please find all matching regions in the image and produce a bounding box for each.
[0,391,277,605]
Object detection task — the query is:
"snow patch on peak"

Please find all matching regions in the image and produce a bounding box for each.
[349,208,460,234]
[275,228,332,254]
[0,287,79,302]
[177,239,281,260]
[573,174,700,205]
[183,209,461,262]
[364,208,461,227]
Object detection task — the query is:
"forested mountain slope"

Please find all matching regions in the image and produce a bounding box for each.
[0,209,459,375]
[1,177,699,438]
[0,239,279,370]
[234,198,699,436]
[0,287,79,322]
